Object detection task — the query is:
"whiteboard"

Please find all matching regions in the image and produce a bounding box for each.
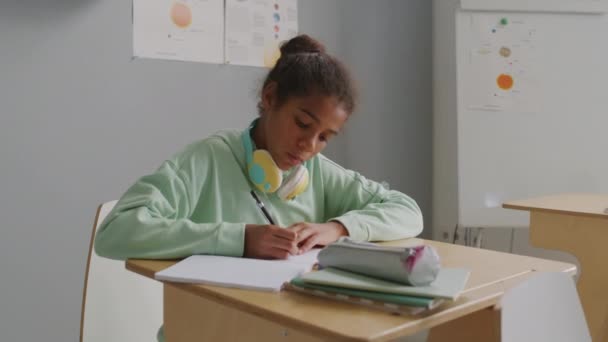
[456,10,608,227]
[461,0,608,14]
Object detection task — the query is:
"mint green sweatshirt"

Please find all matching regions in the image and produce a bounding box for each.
[94,128,423,260]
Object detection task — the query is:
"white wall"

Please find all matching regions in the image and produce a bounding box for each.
[0,1,432,340]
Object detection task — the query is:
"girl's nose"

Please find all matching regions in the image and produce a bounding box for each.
[298,133,316,152]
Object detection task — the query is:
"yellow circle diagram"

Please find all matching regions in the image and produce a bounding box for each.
[497,73,514,90]
[171,2,192,28]
[264,42,281,68]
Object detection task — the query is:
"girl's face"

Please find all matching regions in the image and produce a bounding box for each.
[255,85,349,170]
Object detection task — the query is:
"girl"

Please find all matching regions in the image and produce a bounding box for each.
[95,34,423,262]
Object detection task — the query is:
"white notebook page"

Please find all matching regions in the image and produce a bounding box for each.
[155,249,320,292]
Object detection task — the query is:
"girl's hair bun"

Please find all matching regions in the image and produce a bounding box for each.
[259,34,357,115]
[279,34,326,56]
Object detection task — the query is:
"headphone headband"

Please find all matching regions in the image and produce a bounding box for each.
[241,120,257,166]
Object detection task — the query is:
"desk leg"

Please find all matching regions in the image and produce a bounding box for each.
[529,211,608,342]
[426,308,500,342]
[163,284,323,342]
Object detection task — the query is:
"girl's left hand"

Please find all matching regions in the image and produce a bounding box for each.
[287,221,349,254]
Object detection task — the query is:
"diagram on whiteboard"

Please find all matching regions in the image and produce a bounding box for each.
[460,14,541,113]
[133,0,224,64]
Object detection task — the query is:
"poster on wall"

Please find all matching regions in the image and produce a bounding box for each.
[225,0,298,67]
[133,0,224,63]
[461,14,541,113]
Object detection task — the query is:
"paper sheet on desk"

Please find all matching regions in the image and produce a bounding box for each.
[154,249,320,292]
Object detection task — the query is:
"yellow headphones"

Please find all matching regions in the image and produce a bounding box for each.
[241,120,310,200]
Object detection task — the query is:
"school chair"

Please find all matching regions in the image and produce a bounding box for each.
[80,200,163,342]
[501,271,591,342]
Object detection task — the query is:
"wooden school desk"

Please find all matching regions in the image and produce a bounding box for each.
[126,238,574,342]
[504,193,608,342]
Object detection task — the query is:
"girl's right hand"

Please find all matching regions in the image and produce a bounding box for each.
[244,224,299,259]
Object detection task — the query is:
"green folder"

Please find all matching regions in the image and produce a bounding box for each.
[300,267,470,300]
[289,277,435,307]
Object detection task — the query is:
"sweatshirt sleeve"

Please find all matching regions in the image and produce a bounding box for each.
[94,144,245,261]
[319,156,423,242]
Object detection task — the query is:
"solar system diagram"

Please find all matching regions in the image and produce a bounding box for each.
[461,14,540,113]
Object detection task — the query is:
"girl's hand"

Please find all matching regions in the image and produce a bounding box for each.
[287,221,349,254]
[244,224,299,259]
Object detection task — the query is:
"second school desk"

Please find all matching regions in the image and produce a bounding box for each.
[126,239,575,342]
[504,193,608,342]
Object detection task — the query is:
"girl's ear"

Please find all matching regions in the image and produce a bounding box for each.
[261,82,278,114]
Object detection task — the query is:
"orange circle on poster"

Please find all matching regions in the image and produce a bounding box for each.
[171,2,192,28]
[497,73,514,90]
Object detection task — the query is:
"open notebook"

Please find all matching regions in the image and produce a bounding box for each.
[154,249,320,292]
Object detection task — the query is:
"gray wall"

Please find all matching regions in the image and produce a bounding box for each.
[0,1,431,341]
[432,0,459,242]
[335,0,433,237]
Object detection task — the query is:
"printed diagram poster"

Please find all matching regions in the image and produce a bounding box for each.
[461,14,541,113]
[225,0,298,67]
[133,0,224,63]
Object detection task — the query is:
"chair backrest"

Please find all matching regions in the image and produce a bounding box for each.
[80,201,163,342]
[501,272,591,342]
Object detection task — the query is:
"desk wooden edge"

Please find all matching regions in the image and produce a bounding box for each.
[125,259,174,279]
[502,203,608,220]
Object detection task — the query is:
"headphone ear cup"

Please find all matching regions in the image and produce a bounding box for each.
[249,150,282,193]
[277,165,309,200]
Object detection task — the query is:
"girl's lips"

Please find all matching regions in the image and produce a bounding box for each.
[287,153,303,166]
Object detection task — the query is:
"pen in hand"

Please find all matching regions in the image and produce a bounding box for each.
[250,190,276,225]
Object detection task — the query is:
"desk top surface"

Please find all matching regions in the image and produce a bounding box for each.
[503,193,608,219]
[126,239,575,341]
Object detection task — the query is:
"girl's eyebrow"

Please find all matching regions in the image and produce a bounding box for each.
[298,108,339,135]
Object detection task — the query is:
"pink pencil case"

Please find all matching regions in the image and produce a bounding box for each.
[318,237,441,286]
